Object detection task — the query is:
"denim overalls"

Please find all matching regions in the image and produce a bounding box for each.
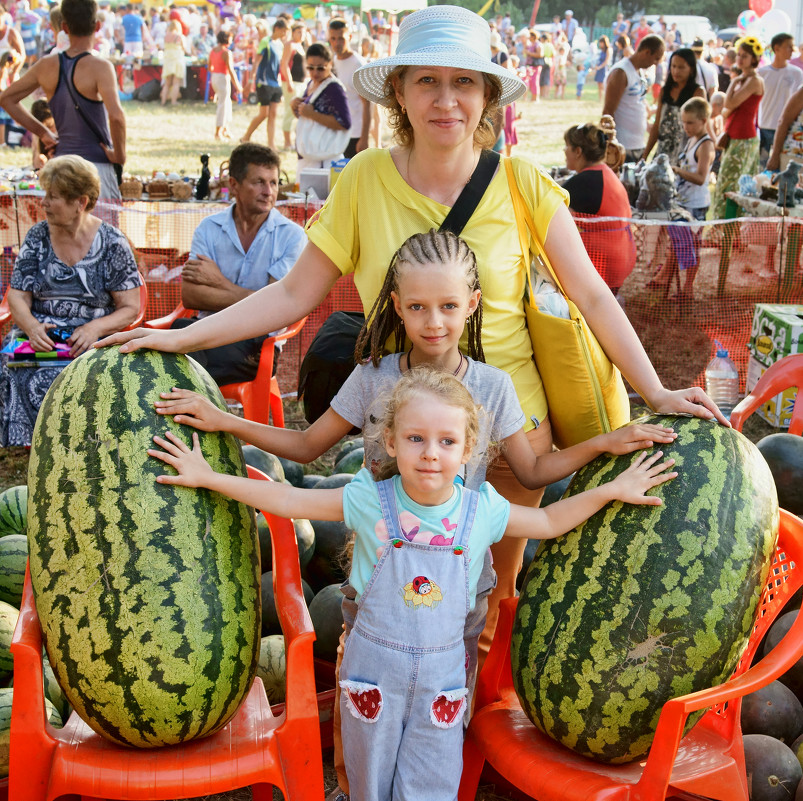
[339,478,479,801]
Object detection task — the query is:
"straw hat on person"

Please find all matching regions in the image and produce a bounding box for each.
[352,5,526,107]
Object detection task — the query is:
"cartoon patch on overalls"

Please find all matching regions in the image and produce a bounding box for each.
[402,575,443,609]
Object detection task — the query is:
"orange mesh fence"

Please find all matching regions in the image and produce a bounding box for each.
[2,193,802,408]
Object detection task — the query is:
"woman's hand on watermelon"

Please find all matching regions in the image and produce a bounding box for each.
[149,430,214,488]
[94,327,187,354]
[648,386,731,426]
[599,423,676,455]
[608,451,677,506]
[154,388,229,432]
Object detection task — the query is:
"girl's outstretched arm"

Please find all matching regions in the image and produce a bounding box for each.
[148,431,345,521]
[502,423,676,490]
[154,391,354,463]
[504,451,677,540]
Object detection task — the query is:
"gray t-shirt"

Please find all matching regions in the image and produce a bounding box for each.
[331,353,525,489]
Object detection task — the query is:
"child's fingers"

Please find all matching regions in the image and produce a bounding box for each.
[646,457,675,477]
[157,387,195,400]
[152,431,191,455]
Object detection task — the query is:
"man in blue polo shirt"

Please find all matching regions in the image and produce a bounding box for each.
[120,3,151,56]
[177,143,306,385]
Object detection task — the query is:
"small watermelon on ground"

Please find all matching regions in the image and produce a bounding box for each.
[315,473,355,489]
[302,474,324,489]
[257,513,272,573]
[43,657,70,722]
[791,733,803,773]
[27,348,261,748]
[303,519,350,591]
[744,734,802,801]
[333,438,364,466]
[309,583,345,662]
[256,635,286,704]
[762,610,803,701]
[0,688,61,777]
[0,485,26,537]
[0,602,19,682]
[260,571,314,635]
[757,434,803,515]
[512,414,779,764]
[0,534,27,607]
[241,445,285,483]
[742,681,803,744]
[294,518,315,568]
[277,457,304,487]
[334,448,364,475]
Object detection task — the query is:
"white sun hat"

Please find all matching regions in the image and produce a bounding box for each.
[352,5,526,107]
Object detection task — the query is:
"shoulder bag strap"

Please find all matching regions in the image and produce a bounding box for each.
[439,149,500,237]
[503,157,569,302]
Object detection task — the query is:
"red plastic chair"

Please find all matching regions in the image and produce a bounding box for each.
[0,282,149,331]
[730,353,803,436]
[145,303,307,428]
[9,465,323,801]
[458,509,803,801]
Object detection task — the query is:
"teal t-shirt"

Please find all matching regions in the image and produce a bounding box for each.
[342,469,510,609]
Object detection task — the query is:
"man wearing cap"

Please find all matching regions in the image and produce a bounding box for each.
[603,34,665,161]
[328,16,370,158]
[692,38,718,99]
[561,10,577,46]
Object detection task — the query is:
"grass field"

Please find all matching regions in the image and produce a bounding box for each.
[0,85,605,179]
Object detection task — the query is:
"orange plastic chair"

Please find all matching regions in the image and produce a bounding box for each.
[730,353,803,436]
[145,303,306,428]
[9,465,323,801]
[0,282,149,331]
[458,509,803,801]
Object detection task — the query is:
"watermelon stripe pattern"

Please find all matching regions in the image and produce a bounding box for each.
[0,534,27,607]
[27,349,260,748]
[512,415,779,764]
[0,486,27,538]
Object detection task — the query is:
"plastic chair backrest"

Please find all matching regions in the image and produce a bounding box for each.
[730,353,803,436]
[219,316,307,427]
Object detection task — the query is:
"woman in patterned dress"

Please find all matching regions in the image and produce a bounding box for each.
[0,155,141,446]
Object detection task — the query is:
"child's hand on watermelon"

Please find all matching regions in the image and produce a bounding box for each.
[149,431,215,488]
[607,451,677,506]
[598,423,676,455]
[154,387,230,432]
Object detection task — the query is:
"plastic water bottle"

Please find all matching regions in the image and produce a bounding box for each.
[705,342,740,420]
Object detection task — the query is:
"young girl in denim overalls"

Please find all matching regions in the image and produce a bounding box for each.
[150,369,677,801]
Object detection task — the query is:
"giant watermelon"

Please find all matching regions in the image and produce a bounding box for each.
[27,348,261,748]
[512,414,779,764]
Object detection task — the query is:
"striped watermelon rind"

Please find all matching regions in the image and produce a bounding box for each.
[0,602,19,682]
[256,634,286,703]
[512,415,779,764]
[0,534,27,607]
[0,486,26,538]
[27,348,260,748]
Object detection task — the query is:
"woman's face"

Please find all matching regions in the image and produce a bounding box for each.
[669,55,692,85]
[306,55,332,83]
[563,141,583,171]
[736,46,757,71]
[43,188,84,226]
[393,66,491,151]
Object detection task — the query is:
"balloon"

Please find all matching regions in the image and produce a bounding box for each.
[737,9,758,30]
[756,7,792,38]
[749,0,774,16]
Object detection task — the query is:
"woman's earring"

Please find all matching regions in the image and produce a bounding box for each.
[401,105,406,115]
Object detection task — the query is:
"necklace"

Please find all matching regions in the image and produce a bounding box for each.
[406,349,464,376]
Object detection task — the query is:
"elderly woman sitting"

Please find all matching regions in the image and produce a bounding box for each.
[0,155,142,446]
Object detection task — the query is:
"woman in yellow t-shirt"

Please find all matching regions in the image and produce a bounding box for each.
[101,0,727,715]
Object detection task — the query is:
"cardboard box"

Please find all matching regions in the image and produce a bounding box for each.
[746,355,799,428]
[298,168,329,200]
[749,304,803,368]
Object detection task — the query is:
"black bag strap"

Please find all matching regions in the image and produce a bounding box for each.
[439,149,500,236]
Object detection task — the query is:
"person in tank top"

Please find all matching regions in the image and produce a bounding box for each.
[0,0,125,205]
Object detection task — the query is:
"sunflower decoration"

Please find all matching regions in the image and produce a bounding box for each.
[402,575,443,609]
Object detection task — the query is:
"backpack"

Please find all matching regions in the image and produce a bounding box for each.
[297,310,366,430]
